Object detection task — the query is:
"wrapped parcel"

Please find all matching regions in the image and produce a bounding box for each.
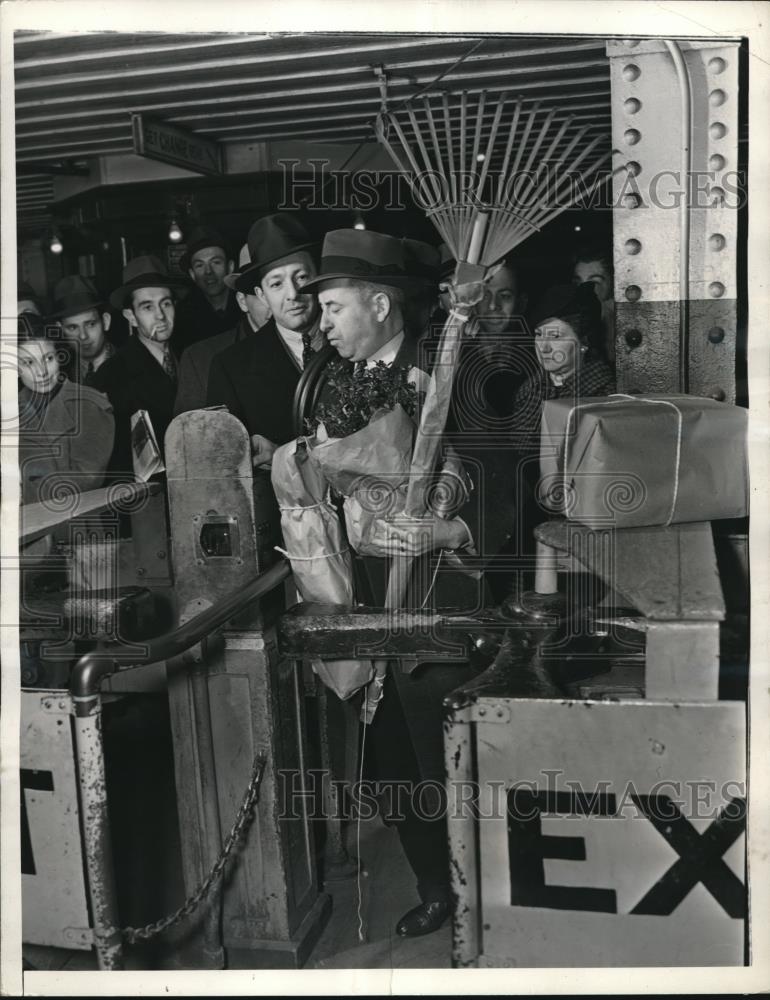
[539,394,748,528]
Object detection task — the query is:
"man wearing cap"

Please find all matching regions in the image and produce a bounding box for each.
[173,226,241,353]
[47,275,116,386]
[173,242,272,416]
[206,213,323,468]
[92,254,187,476]
[298,229,479,939]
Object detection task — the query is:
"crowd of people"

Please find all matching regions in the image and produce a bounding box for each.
[16,211,617,939]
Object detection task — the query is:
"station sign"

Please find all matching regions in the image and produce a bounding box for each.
[131,113,223,176]
[22,689,91,951]
[472,699,746,967]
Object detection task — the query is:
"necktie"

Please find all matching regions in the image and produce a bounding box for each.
[301,331,314,369]
[162,345,177,381]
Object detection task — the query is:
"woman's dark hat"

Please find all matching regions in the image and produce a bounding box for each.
[109,255,189,311]
[47,275,105,321]
[234,214,317,293]
[179,226,232,272]
[300,229,414,292]
[530,281,601,332]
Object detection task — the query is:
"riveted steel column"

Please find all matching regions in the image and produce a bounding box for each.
[608,38,741,401]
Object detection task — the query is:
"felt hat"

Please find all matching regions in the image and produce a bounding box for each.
[223,243,251,292]
[179,226,232,272]
[109,255,189,311]
[300,229,414,292]
[47,274,106,321]
[529,281,601,332]
[232,214,317,293]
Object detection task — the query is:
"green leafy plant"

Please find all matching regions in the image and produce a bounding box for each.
[307,358,421,438]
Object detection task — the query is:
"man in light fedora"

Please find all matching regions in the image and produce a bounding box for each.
[47,275,116,386]
[206,213,323,469]
[298,228,477,939]
[173,242,272,416]
[92,254,187,475]
[173,225,240,354]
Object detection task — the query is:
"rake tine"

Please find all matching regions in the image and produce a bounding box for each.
[521,105,557,175]
[407,101,446,208]
[475,90,509,207]
[496,97,522,204]
[535,149,614,231]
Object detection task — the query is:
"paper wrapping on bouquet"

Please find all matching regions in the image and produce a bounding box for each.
[308,404,415,498]
[271,438,371,701]
[539,394,748,528]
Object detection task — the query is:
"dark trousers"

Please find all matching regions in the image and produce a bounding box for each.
[365,670,451,905]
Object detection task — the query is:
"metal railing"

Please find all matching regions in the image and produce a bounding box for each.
[69,558,291,971]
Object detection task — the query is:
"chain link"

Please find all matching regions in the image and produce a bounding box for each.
[121,753,267,945]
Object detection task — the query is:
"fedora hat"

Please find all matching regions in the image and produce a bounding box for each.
[300,229,414,292]
[109,254,189,311]
[47,274,105,321]
[233,214,317,293]
[401,238,441,285]
[224,243,250,292]
[179,226,232,272]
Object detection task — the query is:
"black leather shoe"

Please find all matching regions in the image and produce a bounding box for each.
[395,900,450,938]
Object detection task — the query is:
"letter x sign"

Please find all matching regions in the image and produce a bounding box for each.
[507,790,746,918]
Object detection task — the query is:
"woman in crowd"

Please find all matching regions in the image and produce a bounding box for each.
[506,281,616,581]
[511,280,615,454]
[17,315,115,511]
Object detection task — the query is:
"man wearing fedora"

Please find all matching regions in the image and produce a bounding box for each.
[206,213,323,468]
[92,254,187,476]
[47,275,117,386]
[299,228,480,939]
[173,242,272,416]
[173,226,241,354]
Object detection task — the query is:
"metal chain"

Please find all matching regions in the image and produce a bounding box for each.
[121,753,267,944]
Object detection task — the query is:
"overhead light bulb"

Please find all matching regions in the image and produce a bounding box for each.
[49,233,63,254]
[168,220,183,243]
[353,212,366,231]
[476,153,486,163]
[573,224,582,232]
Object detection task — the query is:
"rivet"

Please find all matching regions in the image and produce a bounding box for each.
[708,386,727,402]
[137,567,146,576]
[624,238,642,255]
[625,284,642,302]
[625,329,642,348]
[707,326,725,344]
[709,121,727,140]
[622,38,641,48]
[710,186,726,207]
[709,88,727,107]
[626,160,641,177]
[624,128,641,146]
[708,56,727,74]
[478,706,486,716]
[156,550,166,560]
[709,153,726,171]
[709,233,726,251]
[496,708,504,718]
[709,281,725,298]
[623,193,642,210]
[624,97,642,114]
[622,63,641,82]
